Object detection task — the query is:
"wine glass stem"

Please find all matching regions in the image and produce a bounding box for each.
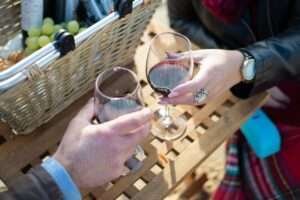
[162,105,172,128]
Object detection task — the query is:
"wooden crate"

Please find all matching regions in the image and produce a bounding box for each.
[0,21,268,199]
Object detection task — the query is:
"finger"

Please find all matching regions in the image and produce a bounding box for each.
[269,87,290,104]
[117,124,150,158]
[167,50,207,63]
[124,123,151,145]
[159,93,195,105]
[166,52,182,59]
[75,98,95,122]
[162,79,216,105]
[164,82,223,106]
[264,97,286,109]
[168,72,208,98]
[103,108,153,134]
[166,52,193,61]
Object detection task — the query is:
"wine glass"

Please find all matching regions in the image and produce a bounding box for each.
[146,32,194,141]
[94,67,145,172]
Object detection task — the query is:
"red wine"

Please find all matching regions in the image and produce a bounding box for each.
[148,60,189,96]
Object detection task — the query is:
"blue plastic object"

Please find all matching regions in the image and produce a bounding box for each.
[241,109,281,158]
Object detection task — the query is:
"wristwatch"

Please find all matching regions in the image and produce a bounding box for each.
[240,51,256,83]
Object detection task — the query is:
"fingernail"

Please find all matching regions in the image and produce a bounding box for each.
[168,92,179,98]
[166,52,179,58]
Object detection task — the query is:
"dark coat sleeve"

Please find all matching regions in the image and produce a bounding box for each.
[168,0,300,98]
[231,1,300,98]
[0,166,63,200]
[167,0,220,48]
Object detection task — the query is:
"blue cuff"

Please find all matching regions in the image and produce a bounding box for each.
[41,157,81,200]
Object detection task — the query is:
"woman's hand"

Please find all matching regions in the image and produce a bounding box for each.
[264,87,290,109]
[160,49,244,105]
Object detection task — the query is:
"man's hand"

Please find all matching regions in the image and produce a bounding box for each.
[53,99,153,188]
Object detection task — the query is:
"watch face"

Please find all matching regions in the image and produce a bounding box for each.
[242,58,255,81]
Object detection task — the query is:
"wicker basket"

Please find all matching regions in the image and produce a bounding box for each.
[0,0,161,134]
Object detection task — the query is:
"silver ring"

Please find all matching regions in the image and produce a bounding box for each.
[194,88,208,104]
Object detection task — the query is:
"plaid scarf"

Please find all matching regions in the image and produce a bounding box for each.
[213,134,300,200]
[214,81,300,199]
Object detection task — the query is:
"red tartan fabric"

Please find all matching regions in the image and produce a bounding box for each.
[202,0,251,23]
[213,81,300,200]
[264,81,300,185]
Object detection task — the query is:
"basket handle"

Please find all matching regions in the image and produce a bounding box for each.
[115,0,134,18]
[26,65,45,81]
[54,30,76,57]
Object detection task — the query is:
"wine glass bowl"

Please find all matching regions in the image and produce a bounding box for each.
[95,67,143,123]
[146,32,194,141]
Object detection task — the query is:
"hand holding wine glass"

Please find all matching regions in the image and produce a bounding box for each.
[146,32,194,141]
[159,49,244,106]
[54,99,152,188]
[94,67,150,172]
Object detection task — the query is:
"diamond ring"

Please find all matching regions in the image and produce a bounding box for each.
[194,88,208,105]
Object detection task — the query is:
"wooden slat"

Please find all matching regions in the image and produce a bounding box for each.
[132,92,267,200]
[0,90,93,183]
[98,144,158,200]
[124,185,140,198]
[180,173,208,199]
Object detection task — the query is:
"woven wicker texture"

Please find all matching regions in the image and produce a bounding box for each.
[0,0,21,46]
[0,0,161,134]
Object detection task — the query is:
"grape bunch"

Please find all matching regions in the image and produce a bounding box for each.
[25,18,87,56]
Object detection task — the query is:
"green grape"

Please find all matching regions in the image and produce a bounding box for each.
[43,17,54,25]
[28,27,41,37]
[38,35,50,47]
[67,20,80,34]
[54,25,63,33]
[50,33,56,41]
[78,27,87,33]
[24,47,35,56]
[26,37,39,50]
[42,23,54,35]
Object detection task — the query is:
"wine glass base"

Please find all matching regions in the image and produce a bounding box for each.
[123,145,145,176]
[151,114,187,141]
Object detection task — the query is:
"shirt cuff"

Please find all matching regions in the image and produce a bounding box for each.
[41,157,81,200]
